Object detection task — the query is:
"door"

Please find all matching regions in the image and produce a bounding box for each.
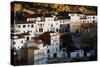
[53,53,57,58]
[26,37,29,40]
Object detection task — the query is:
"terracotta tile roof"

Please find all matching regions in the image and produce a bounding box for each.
[34,31,54,44]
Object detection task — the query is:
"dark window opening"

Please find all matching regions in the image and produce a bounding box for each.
[40,24,42,27]
[93,16,95,19]
[93,20,95,23]
[18,25,20,28]
[53,53,57,58]
[23,25,26,28]
[13,41,16,45]
[26,37,29,40]
[56,29,59,32]
[31,25,34,28]
[21,41,23,44]
[39,28,43,32]
[51,24,53,27]
[47,49,50,53]
[28,25,30,27]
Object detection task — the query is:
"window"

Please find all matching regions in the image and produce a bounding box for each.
[31,25,34,28]
[18,25,20,28]
[40,24,42,27]
[13,41,16,45]
[23,25,26,28]
[93,20,95,23]
[63,49,66,51]
[56,29,59,32]
[51,24,53,27]
[21,41,23,44]
[43,43,46,47]
[28,25,30,27]
[47,49,50,53]
[93,16,95,19]
[18,46,20,48]
[39,28,43,32]
[26,37,29,40]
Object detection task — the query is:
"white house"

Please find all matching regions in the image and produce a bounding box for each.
[22,40,48,64]
[45,32,60,58]
[35,14,57,34]
[68,13,81,32]
[11,35,25,49]
[15,21,36,35]
[11,31,36,50]
[69,13,80,22]
[86,15,97,23]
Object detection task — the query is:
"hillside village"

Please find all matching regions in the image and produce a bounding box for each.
[11,2,97,65]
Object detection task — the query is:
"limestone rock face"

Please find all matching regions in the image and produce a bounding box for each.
[13,2,97,15]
